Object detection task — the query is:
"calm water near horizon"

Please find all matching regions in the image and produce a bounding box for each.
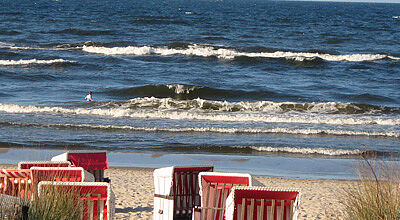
[0,0,399,179]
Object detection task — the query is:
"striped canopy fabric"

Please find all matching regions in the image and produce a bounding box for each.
[0,169,32,179]
[0,169,33,199]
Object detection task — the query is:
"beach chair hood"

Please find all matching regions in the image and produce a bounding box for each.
[225,186,301,220]
[51,151,109,170]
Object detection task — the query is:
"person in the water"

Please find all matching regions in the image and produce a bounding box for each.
[85,91,94,101]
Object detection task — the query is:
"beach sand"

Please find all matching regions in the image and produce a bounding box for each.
[0,165,357,219]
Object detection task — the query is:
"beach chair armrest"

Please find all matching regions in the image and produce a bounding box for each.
[154,194,174,200]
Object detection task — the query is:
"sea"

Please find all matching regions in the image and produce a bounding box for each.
[0,0,399,180]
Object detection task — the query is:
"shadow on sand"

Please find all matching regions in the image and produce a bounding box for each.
[116,206,152,213]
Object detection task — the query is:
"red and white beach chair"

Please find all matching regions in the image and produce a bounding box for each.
[0,169,33,199]
[153,165,214,220]
[225,186,301,220]
[18,160,71,169]
[38,181,115,220]
[193,172,252,220]
[51,151,109,182]
[30,167,94,198]
[31,167,95,183]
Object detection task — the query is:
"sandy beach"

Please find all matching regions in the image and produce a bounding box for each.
[1,164,358,220]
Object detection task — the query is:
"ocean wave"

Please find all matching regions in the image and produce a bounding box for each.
[4,41,399,62]
[0,59,76,66]
[0,42,16,48]
[108,84,398,110]
[4,41,109,51]
[1,121,398,137]
[245,146,363,156]
[81,44,400,62]
[107,84,292,101]
[0,102,399,126]
[140,144,391,158]
[121,97,399,115]
[1,41,98,51]
[340,93,396,103]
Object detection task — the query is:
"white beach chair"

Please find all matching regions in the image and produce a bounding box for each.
[153,165,214,220]
[225,186,301,220]
[193,172,252,220]
[38,181,115,220]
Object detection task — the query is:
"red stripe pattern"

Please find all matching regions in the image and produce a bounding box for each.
[0,169,32,179]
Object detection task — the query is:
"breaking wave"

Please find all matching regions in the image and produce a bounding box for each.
[81,44,400,62]
[0,102,399,126]
[107,83,296,101]
[117,97,398,115]
[0,59,76,66]
[138,144,393,158]
[244,146,363,156]
[1,121,399,138]
[3,41,399,62]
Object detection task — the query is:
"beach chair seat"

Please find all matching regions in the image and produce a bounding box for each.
[18,160,71,169]
[153,165,214,220]
[225,186,301,220]
[193,172,252,220]
[0,169,33,199]
[38,181,115,220]
[51,151,109,182]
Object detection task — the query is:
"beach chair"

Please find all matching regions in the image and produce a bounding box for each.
[38,181,115,220]
[18,160,71,169]
[31,167,95,184]
[153,165,214,220]
[0,169,33,199]
[30,167,94,199]
[225,186,300,220]
[193,172,252,220]
[51,151,109,182]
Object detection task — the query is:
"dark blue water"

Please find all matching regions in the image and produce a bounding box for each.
[0,0,399,179]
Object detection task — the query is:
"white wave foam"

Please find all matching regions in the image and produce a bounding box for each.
[166,84,199,94]
[3,121,399,138]
[6,45,69,51]
[82,44,400,62]
[246,146,363,156]
[0,42,15,48]
[0,59,76,65]
[388,56,400,60]
[82,45,151,55]
[0,102,399,126]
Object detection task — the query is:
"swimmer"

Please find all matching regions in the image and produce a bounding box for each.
[85,91,94,101]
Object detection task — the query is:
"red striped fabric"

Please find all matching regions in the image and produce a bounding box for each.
[0,169,32,179]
